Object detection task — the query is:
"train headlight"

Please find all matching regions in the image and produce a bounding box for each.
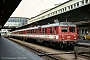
[74,38,76,40]
[62,38,64,40]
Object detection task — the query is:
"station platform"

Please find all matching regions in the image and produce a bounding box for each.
[0,37,44,60]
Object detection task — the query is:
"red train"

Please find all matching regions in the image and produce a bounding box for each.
[10,22,78,48]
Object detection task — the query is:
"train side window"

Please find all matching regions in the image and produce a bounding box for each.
[39,28,41,33]
[50,28,52,34]
[33,30,34,33]
[42,28,44,33]
[31,30,32,33]
[54,27,56,34]
[30,30,31,33]
[36,29,37,33]
[45,28,47,33]
[34,29,36,33]
[27,30,30,34]
[32,30,33,33]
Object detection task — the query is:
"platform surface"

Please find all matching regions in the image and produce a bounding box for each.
[0,37,44,60]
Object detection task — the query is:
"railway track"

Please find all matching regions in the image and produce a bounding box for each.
[8,38,89,60]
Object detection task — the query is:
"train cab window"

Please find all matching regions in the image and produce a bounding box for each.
[69,27,75,32]
[61,27,68,32]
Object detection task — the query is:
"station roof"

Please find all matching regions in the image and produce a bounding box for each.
[0,0,22,29]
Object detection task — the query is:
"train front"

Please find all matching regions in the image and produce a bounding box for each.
[59,22,78,47]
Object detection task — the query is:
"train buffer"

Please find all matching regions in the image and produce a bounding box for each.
[74,40,90,59]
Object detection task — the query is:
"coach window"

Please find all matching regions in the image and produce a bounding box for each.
[54,27,56,34]
[30,30,31,33]
[36,29,38,33]
[39,28,41,33]
[34,29,36,33]
[35,29,37,33]
[42,28,44,33]
[50,28,52,34]
[33,30,34,33]
[31,30,32,33]
[32,30,33,33]
[27,30,29,34]
[45,28,47,33]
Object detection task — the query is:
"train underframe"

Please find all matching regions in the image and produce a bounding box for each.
[10,36,75,49]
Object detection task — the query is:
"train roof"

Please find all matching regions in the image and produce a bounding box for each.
[41,22,76,28]
[12,22,76,32]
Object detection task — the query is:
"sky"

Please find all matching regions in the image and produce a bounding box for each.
[11,0,69,18]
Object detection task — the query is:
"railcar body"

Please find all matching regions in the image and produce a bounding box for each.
[10,22,78,47]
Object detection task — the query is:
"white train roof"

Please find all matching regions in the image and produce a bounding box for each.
[41,22,76,28]
[12,22,76,32]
